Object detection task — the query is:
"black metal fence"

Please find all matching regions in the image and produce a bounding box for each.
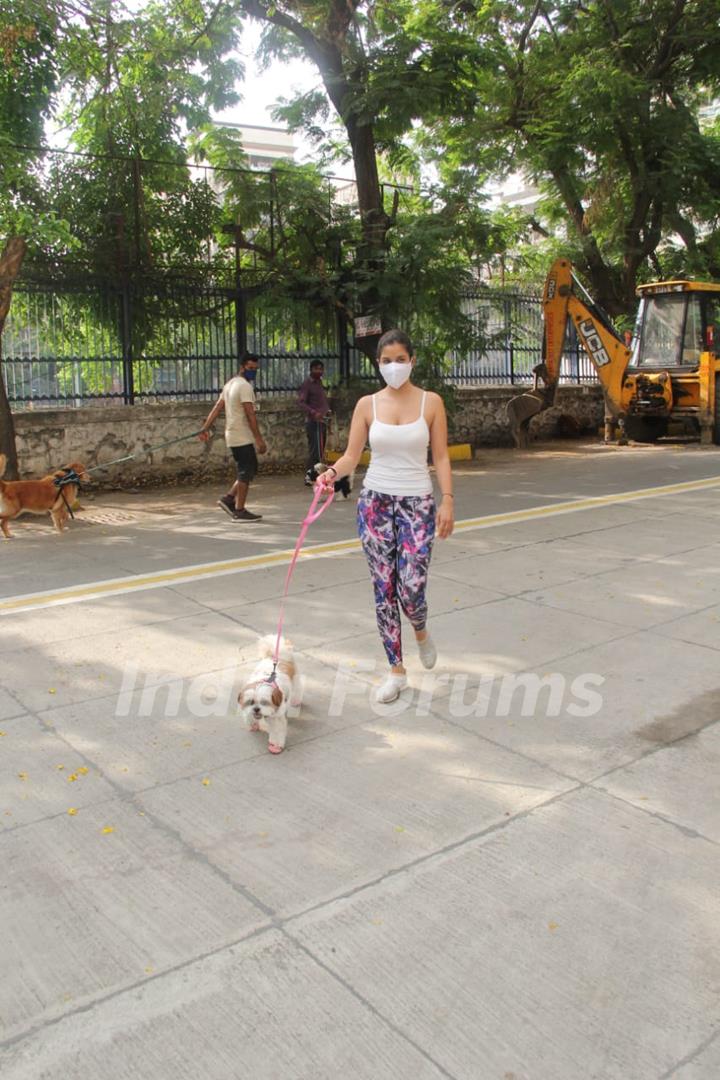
[447,289,595,386]
[3,274,595,410]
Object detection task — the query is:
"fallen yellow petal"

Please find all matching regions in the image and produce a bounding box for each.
[67,773,78,782]
[77,766,89,776]
[548,921,559,931]
[56,764,65,770]
[0,731,6,737]
[394,825,405,833]
[202,778,211,786]
[101,826,114,835]
[48,688,57,695]
[67,808,78,816]
[17,772,28,781]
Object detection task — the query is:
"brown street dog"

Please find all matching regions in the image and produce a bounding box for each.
[0,454,89,538]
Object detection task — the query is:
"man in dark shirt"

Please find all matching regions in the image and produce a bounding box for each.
[298,360,330,485]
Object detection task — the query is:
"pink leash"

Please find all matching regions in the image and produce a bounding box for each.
[270,483,335,673]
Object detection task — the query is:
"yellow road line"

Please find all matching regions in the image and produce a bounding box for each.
[2,473,719,616]
[453,473,720,531]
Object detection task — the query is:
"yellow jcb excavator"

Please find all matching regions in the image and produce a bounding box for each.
[506,259,720,447]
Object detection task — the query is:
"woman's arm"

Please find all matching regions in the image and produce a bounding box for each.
[317,397,371,483]
[429,393,454,538]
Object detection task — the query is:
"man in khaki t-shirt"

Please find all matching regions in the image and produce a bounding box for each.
[200,354,267,521]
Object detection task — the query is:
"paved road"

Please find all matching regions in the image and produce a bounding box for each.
[1,440,720,1079]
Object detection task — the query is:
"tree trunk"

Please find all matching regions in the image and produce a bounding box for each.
[0,236,27,480]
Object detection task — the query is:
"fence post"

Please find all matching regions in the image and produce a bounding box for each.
[121,283,134,405]
[337,310,350,382]
[504,297,513,384]
[235,283,247,360]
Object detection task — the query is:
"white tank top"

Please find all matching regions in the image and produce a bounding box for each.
[363,391,433,497]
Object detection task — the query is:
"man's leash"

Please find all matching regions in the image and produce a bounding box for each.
[52,427,211,497]
[83,428,211,478]
[267,482,335,683]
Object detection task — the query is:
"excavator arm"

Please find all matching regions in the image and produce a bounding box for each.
[507,259,632,447]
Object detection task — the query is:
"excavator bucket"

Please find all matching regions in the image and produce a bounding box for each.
[506,390,547,449]
[506,260,573,448]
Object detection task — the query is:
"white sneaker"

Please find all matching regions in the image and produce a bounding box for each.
[374,672,408,704]
[417,632,437,670]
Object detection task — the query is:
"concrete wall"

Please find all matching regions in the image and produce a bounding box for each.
[449,384,604,446]
[12,384,604,486]
[12,398,303,488]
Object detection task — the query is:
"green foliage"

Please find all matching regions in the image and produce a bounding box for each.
[1,0,243,267]
[410,0,720,310]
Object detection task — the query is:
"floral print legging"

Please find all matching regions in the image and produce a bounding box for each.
[357,488,436,666]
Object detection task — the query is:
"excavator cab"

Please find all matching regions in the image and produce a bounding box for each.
[632,285,719,370]
[506,259,720,447]
[626,283,720,442]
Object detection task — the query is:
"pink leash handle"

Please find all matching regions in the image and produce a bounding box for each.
[272,482,336,664]
[303,483,335,523]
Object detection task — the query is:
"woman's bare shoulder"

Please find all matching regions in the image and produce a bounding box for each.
[352,394,374,416]
[424,390,446,411]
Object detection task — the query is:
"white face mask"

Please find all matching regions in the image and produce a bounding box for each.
[381,362,412,389]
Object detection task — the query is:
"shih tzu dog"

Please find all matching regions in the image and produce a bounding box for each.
[237,635,302,754]
[309,461,353,499]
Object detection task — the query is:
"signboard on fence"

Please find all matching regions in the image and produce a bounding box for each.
[354,315,382,338]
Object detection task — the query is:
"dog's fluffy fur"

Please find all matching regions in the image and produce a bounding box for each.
[0,455,89,538]
[309,461,353,498]
[237,635,302,754]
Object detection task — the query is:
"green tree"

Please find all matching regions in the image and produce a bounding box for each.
[235,0,488,359]
[414,0,720,314]
[0,2,60,475]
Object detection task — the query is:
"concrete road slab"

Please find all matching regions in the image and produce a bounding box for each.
[140,713,574,918]
[220,574,505,657]
[563,514,715,560]
[316,594,627,690]
[0,689,25,722]
[428,629,720,782]
[0,588,205,656]
[39,657,368,793]
[0,714,116,830]
[171,549,368,610]
[670,1034,720,1079]
[0,930,447,1080]
[596,722,720,844]
[650,600,720,650]
[0,799,267,1043]
[292,787,720,1080]
[484,502,655,545]
[626,491,720,522]
[427,594,626,677]
[523,554,720,630]
[0,611,257,713]
[433,538,633,597]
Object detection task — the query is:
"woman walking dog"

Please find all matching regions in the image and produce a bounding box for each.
[316,330,454,703]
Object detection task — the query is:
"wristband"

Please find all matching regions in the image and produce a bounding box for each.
[327,466,338,478]
[442,492,454,498]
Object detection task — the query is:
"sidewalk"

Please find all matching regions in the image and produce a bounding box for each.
[1,443,719,1079]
